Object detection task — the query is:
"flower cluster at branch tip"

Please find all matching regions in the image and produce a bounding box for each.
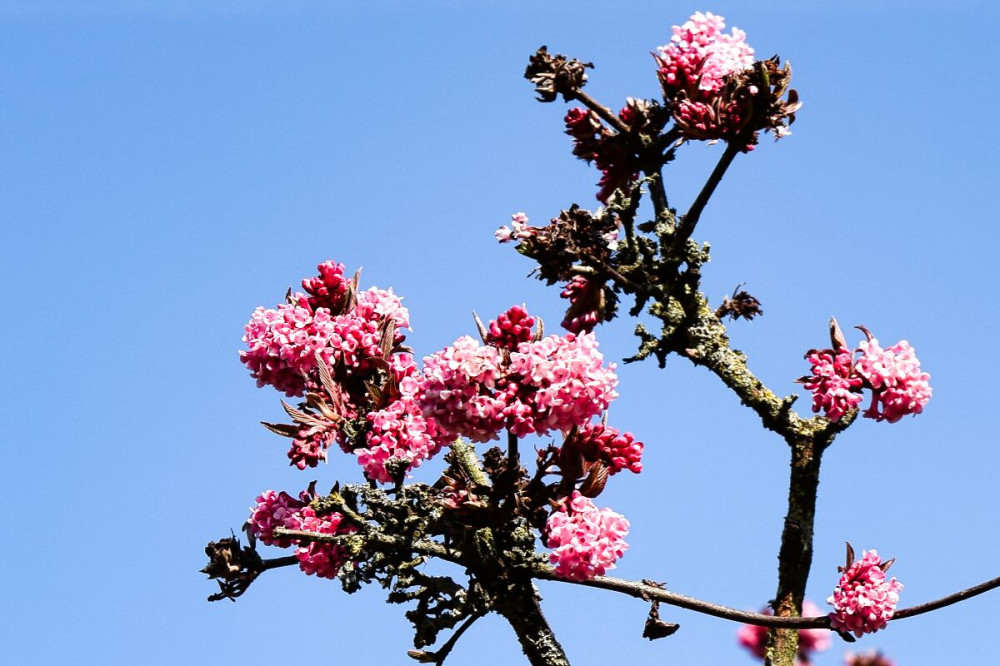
[828,549,903,638]
[242,261,453,483]
[247,489,355,579]
[855,338,932,423]
[653,12,799,149]
[736,600,831,666]
[801,325,931,424]
[545,491,629,581]
[844,651,895,666]
[656,12,754,95]
[241,261,410,397]
[418,312,619,442]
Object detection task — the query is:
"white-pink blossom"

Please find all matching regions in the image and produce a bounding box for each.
[655,12,754,95]
[855,338,931,423]
[495,212,534,243]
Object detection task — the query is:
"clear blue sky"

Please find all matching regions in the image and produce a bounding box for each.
[3,1,999,664]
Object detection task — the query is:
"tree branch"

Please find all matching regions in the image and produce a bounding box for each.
[893,574,1000,620]
[674,141,740,250]
[567,88,629,134]
[533,567,828,628]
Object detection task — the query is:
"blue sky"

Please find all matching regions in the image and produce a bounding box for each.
[3,2,999,664]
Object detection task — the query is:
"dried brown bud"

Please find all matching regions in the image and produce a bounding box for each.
[643,602,680,640]
[716,285,763,321]
[524,46,593,102]
[201,535,264,602]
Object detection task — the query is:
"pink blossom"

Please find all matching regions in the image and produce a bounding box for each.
[293,504,354,579]
[655,12,754,96]
[240,263,411,396]
[502,332,619,436]
[855,338,932,423]
[247,488,354,579]
[418,335,507,442]
[828,550,903,637]
[358,395,444,484]
[496,212,534,243]
[287,423,339,470]
[248,490,304,548]
[486,305,537,350]
[354,287,410,344]
[545,491,629,581]
[301,260,351,312]
[802,349,864,422]
[419,328,619,442]
[736,601,831,665]
[566,423,643,475]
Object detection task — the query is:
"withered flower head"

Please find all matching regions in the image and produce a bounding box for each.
[525,46,593,102]
[514,205,620,284]
[201,535,264,602]
[715,285,763,321]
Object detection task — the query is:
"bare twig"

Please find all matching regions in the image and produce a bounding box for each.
[567,88,629,134]
[674,142,741,250]
[893,574,1000,620]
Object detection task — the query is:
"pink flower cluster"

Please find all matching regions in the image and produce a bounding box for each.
[418,326,619,442]
[545,491,629,581]
[486,305,536,349]
[803,349,864,422]
[241,262,410,397]
[287,421,342,470]
[654,12,781,148]
[656,12,755,96]
[418,335,506,442]
[357,357,444,483]
[827,550,903,637]
[855,339,932,423]
[801,332,931,424]
[736,601,831,666]
[567,423,643,475]
[247,489,355,579]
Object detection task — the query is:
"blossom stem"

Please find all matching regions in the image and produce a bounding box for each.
[566,88,629,134]
[261,555,299,571]
[675,141,741,251]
